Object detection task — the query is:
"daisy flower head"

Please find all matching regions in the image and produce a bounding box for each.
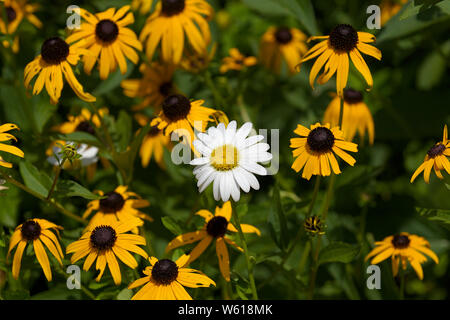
[190,120,272,202]
[139,0,213,65]
[151,93,217,151]
[297,24,381,97]
[219,48,257,73]
[128,254,215,300]
[66,220,148,285]
[365,232,439,280]
[8,219,63,281]
[83,185,153,233]
[410,125,450,184]
[121,62,176,112]
[290,122,358,180]
[66,5,142,80]
[0,0,42,53]
[0,123,24,168]
[24,37,96,104]
[259,26,308,74]
[166,201,260,281]
[323,88,375,144]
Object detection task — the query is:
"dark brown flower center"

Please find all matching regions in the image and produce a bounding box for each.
[21,220,41,241]
[392,234,410,249]
[95,19,119,43]
[90,225,117,251]
[76,121,96,135]
[151,259,178,285]
[159,82,173,97]
[162,94,191,121]
[307,127,335,153]
[275,27,292,44]
[427,143,445,158]
[343,88,363,104]
[329,24,358,52]
[6,6,16,23]
[99,191,125,213]
[41,37,70,65]
[206,216,228,238]
[161,0,185,16]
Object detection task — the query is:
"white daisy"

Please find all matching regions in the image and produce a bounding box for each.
[47,142,99,167]
[190,120,272,202]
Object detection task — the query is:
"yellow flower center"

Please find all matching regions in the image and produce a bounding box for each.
[210,144,239,171]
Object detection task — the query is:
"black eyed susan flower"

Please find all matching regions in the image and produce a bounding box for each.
[0,0,42,53]
[24,37,96,104]
[128,254,215,300]
[8,219,63,281]
[365,232,439,280]
[323,88,375,144]
[132,0,153,14]
[219,48,257,73]
[121,62,176,112]
[83,185,153,233]
[52,108,107,135]
[166,201,260,281]
[66,5,142,80]
[139,0,213,65]
[410,125,450,184]
[0,123,24,168]
[151,93,217,150]
[260,26,308,74]
[66,220,148,285]
[304,216,325,235]
[290,122,358,180]
[297,24,381,97]
[136,114,171,168]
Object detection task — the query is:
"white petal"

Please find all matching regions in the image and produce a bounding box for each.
[225,121,237,144]
[190,157,210,166]
[193,140,212,156]
[237,135,265,149]
[242,169,260,190]
[220,172,231,202]
[235,122,253,141]
[240,161,267,176]
[213,172,221,201]
[199,171,217,193]
[230,177,241,202]
[233,167,250,193]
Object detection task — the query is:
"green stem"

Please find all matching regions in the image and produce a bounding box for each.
[203,70,226,109]
[0,171,86,224]
[297,240,311,274]
[231,202,258,300]
[399,272,406,300]
[55,266,96,300]
[46,159,65,200]
[257,176,321,290]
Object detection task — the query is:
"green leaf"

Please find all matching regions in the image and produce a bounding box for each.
[116,288,133,300]
[55,131,102,148]
[417,207,450,229]
[318,242,360,265]
[93,61,134,95]
[378,1,450,43]
[267,184,289,250]
[242,0,319,35]
[114,110,132,152]
[416,40,450,90]
[19,161,52,197]
[56,180,103,200]
[161,216,183,236]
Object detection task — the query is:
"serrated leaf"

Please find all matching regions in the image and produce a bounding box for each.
[56,180,103,200]
[161,216,183,235]
[19,161,52,197]
[318,242,360,265]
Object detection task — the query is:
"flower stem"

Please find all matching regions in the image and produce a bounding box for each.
[399,272,406,300]
[0,171,86,224]
[203,70,226,109]
[55,265,96,300]
[46,159,66,200]
[231,202,258,300]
